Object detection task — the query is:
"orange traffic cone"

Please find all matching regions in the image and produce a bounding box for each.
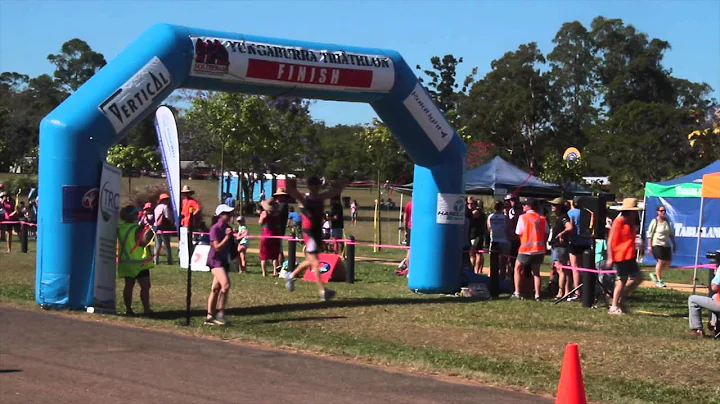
[555,343,587,404]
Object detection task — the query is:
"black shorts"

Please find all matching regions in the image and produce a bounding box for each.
[569,244,592,256]
[2,222,20,233]
[470,237,483,250]
[509,240,520,256]
[517,253,544,267]
[614,259,641,280]
[125,269,150,280]
[652,246,672,261]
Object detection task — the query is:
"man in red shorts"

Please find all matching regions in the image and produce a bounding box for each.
[284,176,344,301]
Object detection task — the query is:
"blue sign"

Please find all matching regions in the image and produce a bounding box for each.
[62,186,99,223]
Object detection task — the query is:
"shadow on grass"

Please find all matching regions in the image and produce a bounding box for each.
[149,296,472,321]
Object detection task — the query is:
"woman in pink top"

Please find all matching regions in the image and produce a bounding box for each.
[1,192,19,253]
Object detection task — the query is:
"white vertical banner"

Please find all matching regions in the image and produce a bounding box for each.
[91,162,122,312]
[179,226,190,269]
[155,105,181,230]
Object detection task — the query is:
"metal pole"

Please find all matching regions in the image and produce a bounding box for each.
[20,222,28,253]
[636,194,647,263]
[398,193,404,245]
[185,216,194,326]
[581,247,596,308]
[489,242,499,298]
[288,238,297,274]
[346,235,356,284]
[692,197,705,294]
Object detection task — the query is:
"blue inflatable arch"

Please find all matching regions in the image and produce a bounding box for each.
[36,24,467,309]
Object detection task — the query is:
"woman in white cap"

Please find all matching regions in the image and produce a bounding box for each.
[205,204,236,326]
[606,198,644,314]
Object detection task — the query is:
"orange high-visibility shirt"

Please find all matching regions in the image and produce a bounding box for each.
[181,198,200,227]
[518,212,548,255]
[610,216,636,262]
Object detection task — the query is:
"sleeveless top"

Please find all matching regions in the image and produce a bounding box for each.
[488,213,508,243]
[301,194,324,232]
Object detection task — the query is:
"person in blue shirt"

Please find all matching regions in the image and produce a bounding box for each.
[687,267,720,337]
[224,193,236,208]
[287,206,302,238]
[567,199,593,300]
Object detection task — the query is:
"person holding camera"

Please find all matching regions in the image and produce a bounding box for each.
[687,266,719,337]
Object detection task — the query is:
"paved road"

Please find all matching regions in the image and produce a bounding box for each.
[0,307,550,404]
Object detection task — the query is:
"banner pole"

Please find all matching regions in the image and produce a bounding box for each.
[692,196,705,294]
[637,194,647,263]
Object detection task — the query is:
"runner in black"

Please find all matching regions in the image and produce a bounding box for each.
[284,176,345,301]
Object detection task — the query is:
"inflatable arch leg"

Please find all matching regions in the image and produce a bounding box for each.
[36,24,467,308]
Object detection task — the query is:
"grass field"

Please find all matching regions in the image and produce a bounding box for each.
[2,244,718,404]
[2,173,719,403]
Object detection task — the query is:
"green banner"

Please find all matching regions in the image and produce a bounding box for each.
[645,182,702,198]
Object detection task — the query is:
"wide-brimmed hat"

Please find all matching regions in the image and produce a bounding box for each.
[180,185,195,195]
[548,197,565,205]
[618,198,641,211]
[215,204,234,216]
[261,197,280,213]
[157,193,170,203]
[273,187,288,197]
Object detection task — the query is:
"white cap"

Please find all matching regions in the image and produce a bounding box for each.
[0,191,6,198]
[215,204,234,216]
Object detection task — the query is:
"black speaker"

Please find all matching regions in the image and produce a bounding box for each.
[573,193,612,240]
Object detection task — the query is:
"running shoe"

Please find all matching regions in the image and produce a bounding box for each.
[510,293,523,300]
[649,273,657,282]
[567,295,579,302]
[213,315,227,326]
[203,317,215,326]
[285,272,295,292]
[608,306,623,315]
[656,280,666,288]
[321,289,336,301]
[534,296,541,302]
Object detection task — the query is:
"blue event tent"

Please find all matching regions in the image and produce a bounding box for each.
[641,160,720,268]
[393,156,590,197]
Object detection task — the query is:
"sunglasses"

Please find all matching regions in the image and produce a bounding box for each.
[658,209,666,212]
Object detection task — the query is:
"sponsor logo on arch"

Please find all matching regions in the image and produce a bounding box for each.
[189,36,395,92]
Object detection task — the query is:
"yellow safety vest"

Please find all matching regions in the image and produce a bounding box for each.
[117,222,154,278]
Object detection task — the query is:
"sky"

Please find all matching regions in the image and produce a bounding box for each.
[1,0,718,126]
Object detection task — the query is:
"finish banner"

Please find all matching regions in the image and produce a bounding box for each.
[155,106,181,230]
[189,36,395,92]
[91,162,122,312]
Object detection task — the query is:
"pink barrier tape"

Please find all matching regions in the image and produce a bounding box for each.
[0,221,37,227]
[677,264,717,269]
[555,264,616,274]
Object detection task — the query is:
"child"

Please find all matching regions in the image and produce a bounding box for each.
[236,216,249,273]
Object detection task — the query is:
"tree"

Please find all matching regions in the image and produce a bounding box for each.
[356,119,405,251]
[589,101,697,195]
[182,92,316,209]
[47,38,107,92]
[590,17,676,113]
[416,55,477,139]
[106,144,161,191]
[465,43,554,169]
[547,21,598,151]
[539,150,589,195]
[687,106,720,162]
